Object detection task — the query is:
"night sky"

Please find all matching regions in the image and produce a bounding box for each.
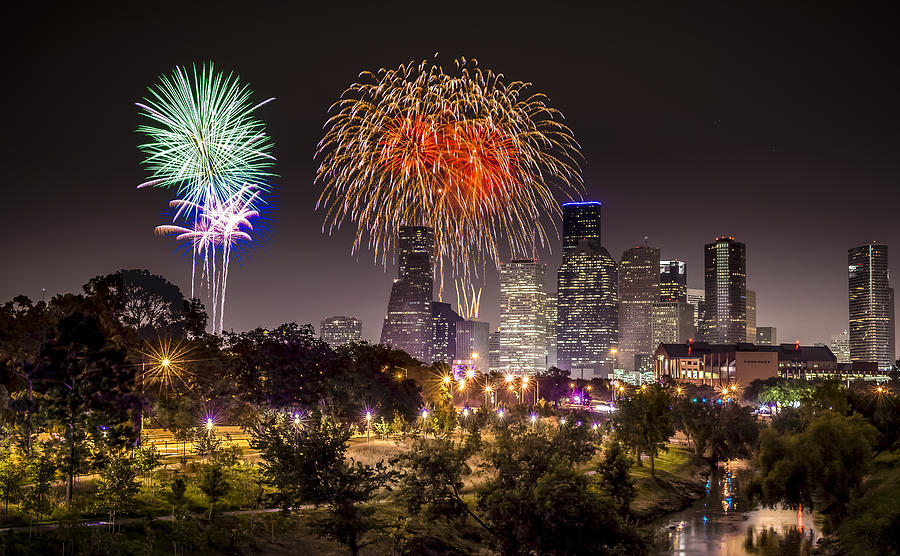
[3,4,899,346]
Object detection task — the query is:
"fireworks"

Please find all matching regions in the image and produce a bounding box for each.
[315,57,582,287]
[137,64,275,334]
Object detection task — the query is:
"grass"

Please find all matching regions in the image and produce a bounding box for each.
[628,445,710,521]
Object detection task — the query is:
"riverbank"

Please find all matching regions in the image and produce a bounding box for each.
[629,445,712,522]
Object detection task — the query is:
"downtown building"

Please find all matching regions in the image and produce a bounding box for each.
[320,316,362,347]
[380,226,435,362]
[756,326,777,346]
[660,260,688,302]
[431,301,462,364]
[619,244,661,372]
[829,331,850,363]
[456,319,490,373]
[701,237,747,343]
[556,202,619,379]
[746,289,757,346]
[848,243,895,369]
[651,301,696,347]
[687,288,705,333]
[499,259,548,374]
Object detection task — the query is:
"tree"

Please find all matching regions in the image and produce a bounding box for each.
[753,412,877,531]
[95,452,140,530]
[476,424,646,555]
[674,398,758,469]
[198,463,230,520]
[250,414,392,555]
[758,380,815,413]
[35,309,140,503]
[612,384,674,475]
[536,367,571,407]
[133,436,162,492]
[21,446,56,528]
[392,439,489,532]
[0,446,25,519]
[595,441,635,514]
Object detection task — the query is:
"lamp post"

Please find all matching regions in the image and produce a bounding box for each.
[521,375,530,406]
[484,384,493,408]
[365,411,372,443]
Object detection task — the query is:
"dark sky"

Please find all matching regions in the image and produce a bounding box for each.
[3,3,899,346]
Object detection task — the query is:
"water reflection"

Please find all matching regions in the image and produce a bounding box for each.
[660,462,817,555]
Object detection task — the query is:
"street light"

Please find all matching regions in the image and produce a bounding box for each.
[365,411,372,443]
[206,417,214,437]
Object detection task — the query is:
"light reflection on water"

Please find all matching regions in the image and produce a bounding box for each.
[659,463,817,555]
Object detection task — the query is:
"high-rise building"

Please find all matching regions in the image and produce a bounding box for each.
[756,326,777,346]
[651,301,696,348]
[746,289,757,345]
[546,295,558,368]
[320,316,362,346]
[848,243,894,369]
[431,302,462,363]
[829,331,850,363]
[456,320,490,373]
[687,288,705,333]
[701,237,747,343]
[556,202,619,378]
[500,259,547,374]
[380,226,435,362]
[488,331,501,374]
[619,244,661,372]
[659,260,687,302]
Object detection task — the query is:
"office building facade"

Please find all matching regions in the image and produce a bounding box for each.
[320,316,362,346]
[659,260,687,302]
[456,320,490,373]
[546,295,558,368]
[651,301,696,348]
[756,326,777,346]
[619,244,661,372]
[380,226,435,362]
[702,237,747,343]
[848,243,894,369]
[500,259,548,374]
[746,289,757,345]
[431,301,462,363]
[556,202,619,378]
[488,331,501,373]
[687,288,705,333]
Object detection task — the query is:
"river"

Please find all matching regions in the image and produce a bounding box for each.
[658,462,819,555]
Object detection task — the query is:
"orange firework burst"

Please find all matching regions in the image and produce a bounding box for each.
[316,57,582,285]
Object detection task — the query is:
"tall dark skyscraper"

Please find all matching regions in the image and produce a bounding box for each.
[556,202,619,378]
[848,243,894,369]
[380,226,435,362]
[701,237,747,343]
[619,244,661,372]
[659,260,687,302]
[431,301,462,363]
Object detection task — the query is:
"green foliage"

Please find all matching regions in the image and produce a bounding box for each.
[0,446,26,519]
[837,451,900,556]
[758,379,814,411]
[95,451,140,528]
[754,412,877,531]
[595,441,635,514]
[21,445,55,522]
[674,398,759,466]
[392,439,474,522]
[612,384,674,475]
[198,463,231,520]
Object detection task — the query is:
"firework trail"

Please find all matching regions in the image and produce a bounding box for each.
[137,64,275,333]
[315,57,582,294]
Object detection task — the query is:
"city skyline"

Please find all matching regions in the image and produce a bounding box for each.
[3,5,900,350]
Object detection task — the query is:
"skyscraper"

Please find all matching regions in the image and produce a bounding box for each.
[456,320,490,373]
[687,288,705,333]
[829,331,850,363]
[320,316,362,347]
[651,301,696,347]
[659,260,687,302]
[431,301,462,363]
[848,243,894,368]
[757,326,777,346]
[556,202,619,378]
[380,226,435,362]
[488,330,501,373]
[702,237,747,343]
[500,259,547,374]
[746,289,757,345]
[619,244,661,372]
[545,295,558,368]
